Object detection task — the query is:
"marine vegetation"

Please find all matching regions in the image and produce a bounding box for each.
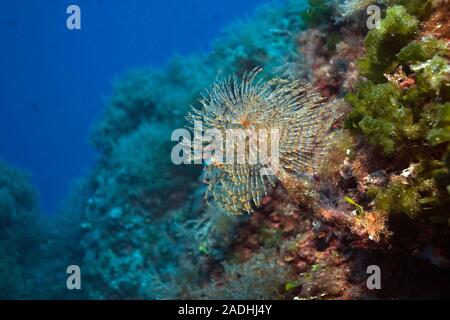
[3,0,450,300]
[50,0,450,299]
[344,1,450,224]
[0,160,43,299]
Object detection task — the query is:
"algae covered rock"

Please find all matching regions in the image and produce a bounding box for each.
[0,160,42,299]
[357,5,419,83]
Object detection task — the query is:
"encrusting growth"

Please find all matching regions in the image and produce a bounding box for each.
[186,68,340,214]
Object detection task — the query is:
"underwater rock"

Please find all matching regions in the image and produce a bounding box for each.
[31,0,450,300]
[0,160,43,299]
[362,170,389,190]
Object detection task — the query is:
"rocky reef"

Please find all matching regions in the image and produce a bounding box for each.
[0,160,43,298]
[2,0,450,299]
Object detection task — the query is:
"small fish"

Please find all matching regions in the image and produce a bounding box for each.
[30,102,40,113]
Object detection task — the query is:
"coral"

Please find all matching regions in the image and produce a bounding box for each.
[187,68,340,214]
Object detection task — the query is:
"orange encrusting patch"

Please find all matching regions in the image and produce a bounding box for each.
[239,115,252,128]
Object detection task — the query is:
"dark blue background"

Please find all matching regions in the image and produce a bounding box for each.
[0,0,269,214]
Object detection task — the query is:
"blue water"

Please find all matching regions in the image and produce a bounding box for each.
[0,0,269,214]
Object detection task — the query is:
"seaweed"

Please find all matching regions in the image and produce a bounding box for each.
[356,5,419,83]
[0,160,43,298]
[344,2,450,223]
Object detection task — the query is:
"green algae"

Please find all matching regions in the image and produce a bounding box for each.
[345,3,450,222]
[357,5,419,83]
